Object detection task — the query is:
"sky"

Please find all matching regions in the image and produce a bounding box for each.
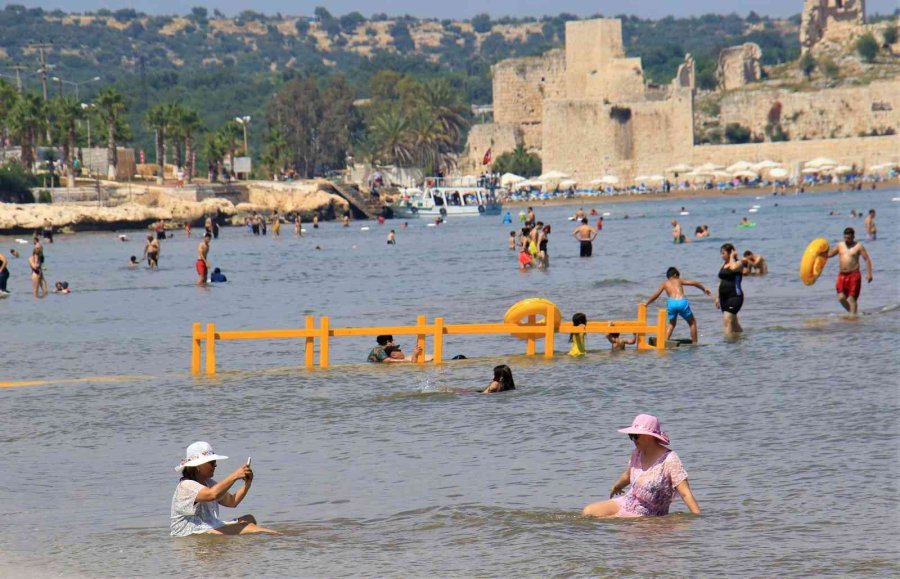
[9,0,897,19]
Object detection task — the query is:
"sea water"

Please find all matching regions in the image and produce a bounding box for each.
[1,189,898,576]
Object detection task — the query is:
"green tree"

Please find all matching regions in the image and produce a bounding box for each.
[421,79,469,148]
[94,88,128,179]
[856,33,879,63]
[799,51,816,80]
[51,97,84,187]
[367,106,414,167]
[883,25,898,47]
[8,93,46,172]
[724,122,752,144]
[145,104,171,184]
[471,13,492,34]
[491,144,541,177]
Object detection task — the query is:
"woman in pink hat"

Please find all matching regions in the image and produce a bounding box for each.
[582,414,700,517]
[170,441,278,536]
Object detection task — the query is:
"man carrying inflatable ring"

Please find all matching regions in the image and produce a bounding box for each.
[826,227,873,315]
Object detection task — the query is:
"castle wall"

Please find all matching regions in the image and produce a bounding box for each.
[491,50,566,126]
[718,79,900,141]
[690,134,899,170]
[462,123,522,173]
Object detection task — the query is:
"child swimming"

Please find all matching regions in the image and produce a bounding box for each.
[568,312,587,356]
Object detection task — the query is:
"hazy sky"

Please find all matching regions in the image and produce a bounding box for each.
[11,0,898,19]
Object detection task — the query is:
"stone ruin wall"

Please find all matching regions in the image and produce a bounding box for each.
[801,0,866,51]
[716,43,762,91]
[462,123,521,173]
[564,19,646,102]
[717,79,899,141]
[541,93,694,181]
[492,50,566,127]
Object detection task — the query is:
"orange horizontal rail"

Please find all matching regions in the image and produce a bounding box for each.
[191,302,667,376]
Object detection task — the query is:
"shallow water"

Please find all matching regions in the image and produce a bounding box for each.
[1,189,898,576]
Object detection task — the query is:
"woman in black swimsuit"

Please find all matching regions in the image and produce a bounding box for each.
[715,243,746,336]
[538,225,551,269]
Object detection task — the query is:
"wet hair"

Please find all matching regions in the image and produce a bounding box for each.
[493,364,515,391]
[535,221,544,229]
[581,217,588,224]
[213,267,221,274]
[384,345,401,356]
[130,255,137,262]
[743,250,753,257]
[721,243,735,255]
[510,231,516,237]
[570,312,587,342]
[695,226,703,234]
[376,334,393,346]
[609,332,620,338]
[844,227,855,236]
[666,267,680,279]
[542,225,551,234]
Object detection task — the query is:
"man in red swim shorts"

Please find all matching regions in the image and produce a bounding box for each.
[826,227,873,314]
[196,233,211,285]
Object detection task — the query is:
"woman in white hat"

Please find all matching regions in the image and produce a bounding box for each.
[582,414,700,518]
[170,441,277,536]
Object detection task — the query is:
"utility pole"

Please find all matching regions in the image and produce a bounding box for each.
[10,64,27,93]
[31,42,53,101]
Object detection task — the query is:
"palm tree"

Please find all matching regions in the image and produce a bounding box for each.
[369,107,414,167]
[179,109,203,183]
[407,109,448,174]
[145,104,171,184]
[94,88,128,180]
[422,79,469,147]
[262,127,288,177]
[203,132,226,182]
[8,93,46,172]
[51,97,83,187]
[218,120,243,174]
[167,103,188,172]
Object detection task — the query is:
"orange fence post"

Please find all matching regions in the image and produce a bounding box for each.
[636,303,648,349]
[191,322,202,375]
[416,315,426,364]
[526,314,536,356]
[656,309,667,351]
[320,316,330,369]
[205,323,217,375]
[544,305,555,359]
[304,316,315,369]
[433,317,444,364]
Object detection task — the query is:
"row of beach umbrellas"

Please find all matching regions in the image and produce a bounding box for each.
[500,159,896,191]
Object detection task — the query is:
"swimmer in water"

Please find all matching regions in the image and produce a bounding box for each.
[573,218,597,257]
[387,230,396,245]
[606,333,636,351]
[645,266,711,344]
[53,281,71,294]
[742,250,768,275]
[129,255,139,268]
[671,220,687,244]
[483,364,515,394]
[568,312,587,356]
[142,234,160,269]
[864,209,876,240]
[509,231,516,250]
[826,227,873,315]
[197,233,211,286]
[10,249,20,258]
[518,246,534,271]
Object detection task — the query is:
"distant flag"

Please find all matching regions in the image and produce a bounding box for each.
[482,148,492,166]
[139,150,145,164]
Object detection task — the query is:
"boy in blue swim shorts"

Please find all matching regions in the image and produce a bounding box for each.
[645,267,712,344]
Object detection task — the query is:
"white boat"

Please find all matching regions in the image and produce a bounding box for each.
[392,178,503,218]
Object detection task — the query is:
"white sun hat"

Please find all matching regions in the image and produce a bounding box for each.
[175,441,228,472]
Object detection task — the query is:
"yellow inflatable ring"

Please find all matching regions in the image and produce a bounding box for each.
[504,298,562,339]
[800,238,829,285]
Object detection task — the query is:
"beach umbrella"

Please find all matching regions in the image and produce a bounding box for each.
[805,157,837,169]
[732,170,759,180]
[768,167,789,178]
[696,162,725,172]
[752,159,781,171]
[831,165,853,175]
[539,170,570,180]
[500,173,525,188]
[599,175,620,185]
[665,163,693,173]
[559,179,578,189]
[801,167,822,175]
[647,174,665,182]
[634,175,653,182]
[726,161,753,173]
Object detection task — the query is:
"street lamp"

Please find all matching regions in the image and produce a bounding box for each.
[51,75,100,99]
[235,115,251,155]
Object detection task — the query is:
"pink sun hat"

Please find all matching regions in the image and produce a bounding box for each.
[617,414,670,445]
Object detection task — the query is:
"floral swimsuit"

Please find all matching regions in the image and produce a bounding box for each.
[613,449,689,517]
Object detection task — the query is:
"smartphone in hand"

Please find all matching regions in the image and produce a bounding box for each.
[246,457,252,467]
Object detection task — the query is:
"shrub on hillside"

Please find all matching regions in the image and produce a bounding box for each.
[724,123,752,144]
[856,33,878,63]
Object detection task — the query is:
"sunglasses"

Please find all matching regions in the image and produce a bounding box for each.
[628,434,639,442]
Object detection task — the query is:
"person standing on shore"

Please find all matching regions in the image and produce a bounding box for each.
[0,251,9,295]
[826,227,873,315]
[196,233,211,285]
[573,218,598,257]
[865,209,876,241]
[142,234,160,269]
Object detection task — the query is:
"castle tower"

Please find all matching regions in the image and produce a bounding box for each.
[800,0,866,52]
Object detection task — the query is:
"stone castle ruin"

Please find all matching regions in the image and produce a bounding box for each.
[464,11,898,180]
[801,0,866,52]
